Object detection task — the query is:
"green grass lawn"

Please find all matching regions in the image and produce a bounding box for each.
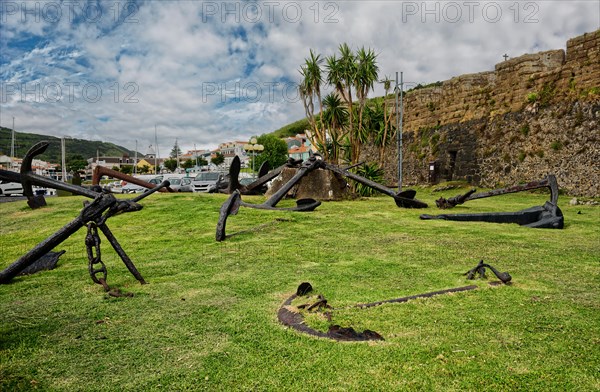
[0,189,598,391]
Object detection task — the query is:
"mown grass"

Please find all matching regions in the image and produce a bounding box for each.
[0,188,598,391]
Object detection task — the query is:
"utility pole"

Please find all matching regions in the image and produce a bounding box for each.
[10,117,15,169]
[194,143,198,167]
[395,72,404,192]
[61,137,67,182]
[154,124,158,174]
[175,138,179,169]
[134,140,138,175]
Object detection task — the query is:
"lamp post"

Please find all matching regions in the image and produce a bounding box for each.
[244,138,264,179]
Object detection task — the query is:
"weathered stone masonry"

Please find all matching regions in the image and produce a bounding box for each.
[363,30,599,196]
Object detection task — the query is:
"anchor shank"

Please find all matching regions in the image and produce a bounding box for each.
[464,177,550,202]
[0,216,84,283]
[1,169,99,199]
[98,223,146,284]
[263,159,322,207]
[325,164,396,198]
[243,166,284,193]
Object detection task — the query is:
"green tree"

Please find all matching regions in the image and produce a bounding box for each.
[326,43,356,162]
[299,49,327,158]
[251,134,288,172]
[300,43,379,164]
[197,157,208,166]
[321,93,348,163]
[354,47,379,161]
[163,159,177,172]
[170,141,182,159]
[120,165,133,175]
[211,152,225,167]
[377,76,395,167]
[182,159,194,169]
[66,154,88,172]
[138,165,150,174]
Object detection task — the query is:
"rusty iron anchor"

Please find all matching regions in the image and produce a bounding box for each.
[0,142,170,288]
[435,176,559,209]
[324,162,428,209]
[225,155,302,195]
[421,175,564,229]
[215,155,324,241]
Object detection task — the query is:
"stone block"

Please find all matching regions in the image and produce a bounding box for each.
[265,167,350,201]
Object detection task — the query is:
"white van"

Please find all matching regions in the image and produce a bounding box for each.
[0,180,24,196]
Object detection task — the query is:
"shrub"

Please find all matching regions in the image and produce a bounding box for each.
[526,92,539,103]
[539,82,556,107]
[550,140,563,151]
[588,86,600,96]
[352,163,384,197]
[520,124,530,136]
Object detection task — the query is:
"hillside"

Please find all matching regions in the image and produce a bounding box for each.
[0,127,138,163]
[270,117,310,138]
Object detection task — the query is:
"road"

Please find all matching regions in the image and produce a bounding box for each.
[0,195,56,203]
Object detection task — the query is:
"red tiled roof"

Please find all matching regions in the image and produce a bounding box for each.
[289,145,309,154]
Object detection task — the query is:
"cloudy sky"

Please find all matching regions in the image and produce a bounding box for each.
[1,0,598,155]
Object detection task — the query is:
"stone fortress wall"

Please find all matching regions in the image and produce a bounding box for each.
[364,30,599,196]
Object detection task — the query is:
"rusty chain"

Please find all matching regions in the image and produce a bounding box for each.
[85,222,109,291]
[85,222,133,297]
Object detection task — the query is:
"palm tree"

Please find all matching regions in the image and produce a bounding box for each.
[299,44,379,164]
[322,93,348,163]
[353,47,379,163]
[378,76,394,166]
[326,44,357,162]
[299,50,327,158]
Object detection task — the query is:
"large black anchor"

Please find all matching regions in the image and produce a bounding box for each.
[225,153,428,208]
[420,175,564,229]
[0,142,169,289]
[224,155,283,195]
[216,154,324,241]
[323,162,428,209]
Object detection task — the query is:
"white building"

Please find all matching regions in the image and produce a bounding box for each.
[218,141,250,167]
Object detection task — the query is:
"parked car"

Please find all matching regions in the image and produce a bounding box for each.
[121,176,163,194]
[167,177,193,192]
[107,181,123,193]
[192,172,225,193]
[121,182,145,194]
[239,177,255,186]
[0,180,24,196]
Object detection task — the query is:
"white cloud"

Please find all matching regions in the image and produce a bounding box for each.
[1,0,598,155]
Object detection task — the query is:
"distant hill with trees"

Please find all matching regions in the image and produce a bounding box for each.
[270,118,310,138]
[0,127,138,163]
